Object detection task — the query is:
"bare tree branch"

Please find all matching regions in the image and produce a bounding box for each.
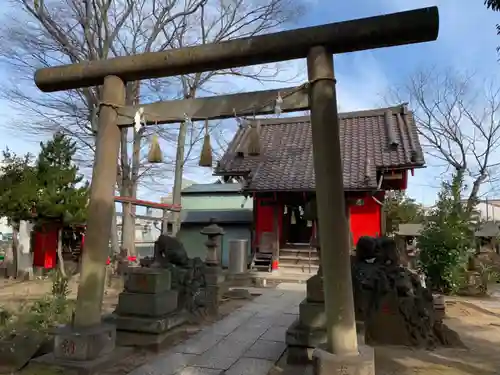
[388,68,500,210]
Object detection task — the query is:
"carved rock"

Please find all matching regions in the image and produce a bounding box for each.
[352,236,463,348]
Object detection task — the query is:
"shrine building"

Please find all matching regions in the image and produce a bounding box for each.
[214,104,425,274]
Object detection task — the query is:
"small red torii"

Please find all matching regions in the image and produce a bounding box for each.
[113,196,182,212]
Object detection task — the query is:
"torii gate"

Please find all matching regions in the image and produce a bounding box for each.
[34,7,439,358]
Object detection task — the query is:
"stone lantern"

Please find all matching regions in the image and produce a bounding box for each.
[200,217,224,267]
[200,218,227,315]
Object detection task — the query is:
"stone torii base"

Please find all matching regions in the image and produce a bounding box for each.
[32,327,132,375]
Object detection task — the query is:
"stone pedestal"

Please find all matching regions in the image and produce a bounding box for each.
[226,272,252,287]
[204,266,227,316]
[105,267,186,349]
[433,294,445,322]
[459,270,486,296]
[32,323,132,375]
[312,345,375,375]
[53,324,115,361]
[286,274,327,364]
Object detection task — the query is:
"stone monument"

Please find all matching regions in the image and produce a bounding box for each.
[106,234,209,349]
[106,267,185,349]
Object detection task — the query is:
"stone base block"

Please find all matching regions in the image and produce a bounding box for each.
[312,345,375,375]
[306,275,324,303]
[124,267,171,294]
[116,329,184,351]
[287,345,316,365]
[32,347,133,375]
[105,311,187,334]
[224,288,252,300]
[299,300,326,329]
[53,323,116,361]
[116,289,178,317]
[226,272,252,287]
[205,285,224,316]
[0,333,48,371]
[286,319,327,348]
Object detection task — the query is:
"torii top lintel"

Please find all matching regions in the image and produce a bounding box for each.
[34,6,439,93]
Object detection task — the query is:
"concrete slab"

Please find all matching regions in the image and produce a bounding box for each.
[175,332,227,355]
[226,357,275,375]
[243,339,287,361]
[126,284,308,375]
[203,336,256,359]
[273,313,300,327]
[190,351,239,370]
[127,352,196,375]
[261,326,288,342]
[177,367,223,375]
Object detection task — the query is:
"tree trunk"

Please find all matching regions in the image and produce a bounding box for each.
[171,121,187,237]
[121,174,135,256]
[120,82,141,256]
[466,173,486,213]
[6,223,19,278]
[110,205,120,255]
[128,127,142,255]
[56,228,67,278]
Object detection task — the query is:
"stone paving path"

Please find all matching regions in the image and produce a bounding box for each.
[127,284,306,375]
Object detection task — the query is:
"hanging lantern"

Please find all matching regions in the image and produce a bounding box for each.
[199,119,213,167]
[148,134,163,163]
[247,121,261,156]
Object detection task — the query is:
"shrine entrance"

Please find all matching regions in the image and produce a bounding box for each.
[33,5,439,365]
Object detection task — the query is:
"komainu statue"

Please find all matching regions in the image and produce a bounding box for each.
[143,234,207,312]
[351,236,463,348]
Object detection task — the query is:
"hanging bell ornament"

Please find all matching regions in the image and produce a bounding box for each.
[148,134,163,163]
[199,119,213,167]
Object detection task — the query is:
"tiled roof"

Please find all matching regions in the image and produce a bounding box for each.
[181,209,253,224]
[181,183,243,195]
[215,104,425,192]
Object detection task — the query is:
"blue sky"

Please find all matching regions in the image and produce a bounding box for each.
[0,0,498,207]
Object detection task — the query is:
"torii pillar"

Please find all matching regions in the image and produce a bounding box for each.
[33,6,438,373]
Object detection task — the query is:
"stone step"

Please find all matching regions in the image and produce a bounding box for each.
[278,263,319,274]
[280,248,318,257]
[279,255,320,262]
